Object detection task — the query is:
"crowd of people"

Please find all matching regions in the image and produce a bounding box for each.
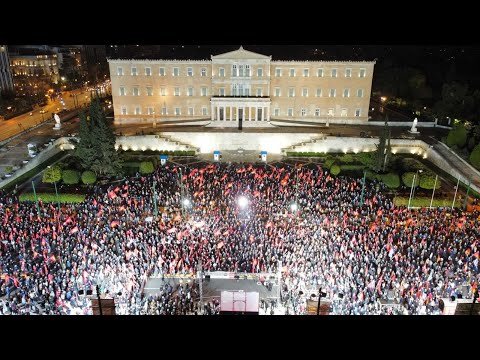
[0,162,479,315]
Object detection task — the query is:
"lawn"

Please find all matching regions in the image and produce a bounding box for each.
[394,196,462,208]
[19,193,86,203]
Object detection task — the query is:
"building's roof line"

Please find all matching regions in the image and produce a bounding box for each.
[107,58,376,64]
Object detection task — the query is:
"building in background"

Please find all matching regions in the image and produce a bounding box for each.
[0,45,14,93]
[82,45,108,85]
[108,46,375,127]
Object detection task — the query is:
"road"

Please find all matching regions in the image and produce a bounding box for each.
[0,87,93,142]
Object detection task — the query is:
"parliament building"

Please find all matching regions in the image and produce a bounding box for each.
[108,47,375,128]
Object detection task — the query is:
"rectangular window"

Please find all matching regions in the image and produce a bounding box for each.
[288,108,293,117]
[289,68,295,77]
[274,108,279,116]
[357,89,364,97]
[173,67,179,76]
[288,88,295,97]
[119,86,126,96]
[188,107,194,116]
[316,88,322,97]
[303,68,309,77]
[162,107,167,115]
[160,87,166,96]
[219,68,225,77]
[117,67,123,76]
[201,68,207,77]
[341,108,347,117]
[315,108,320,117]
[145,67,152,76]
[131,67,137,76]
[232,65,237,77]
[133,87,139,96]
[257,68,263,77]
[359,68,366,78]
[317,68,323,77]
[159,67,166,76]
[329,88,336,97]
[187,87,194,96]
[121,106,127,115]
[244,87,250,96]
[256,88,262,97]
[331,68,337,78]
[301,108,307,116]
[275,88,281,97]
[302,88,308,97]
[328,108,335,116]
[134,106,141,115]
[174,87,180,96]
[147,107,154,115]
[219,88,225,96]
[187,67,193,76]
[343,88,350,98]
[175,107,181,116]
[146,86,153,96]
[202,107,208,116]
[245,64,250,77]
[355,109,361,117]
[345,68,352,78]
[201,87,207,96]
[239,65,244,77]
[275,68,282,77]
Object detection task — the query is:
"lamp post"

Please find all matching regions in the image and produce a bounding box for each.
[54,181,61,216]
[463,179,471,210]
[317,288,327,315]
[31,181,40,218]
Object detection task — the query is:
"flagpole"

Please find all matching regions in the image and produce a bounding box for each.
[407,174,416,210]
[359,170,366,207]
[54,181,61,216]
[32,181,40,218]
[463,179,471,210]
[429,175,438,209]
[452,176,460,209]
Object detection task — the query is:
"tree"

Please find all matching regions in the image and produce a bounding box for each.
[139,161,154,175]
[88,98,123,177]
[446,123,467,148]
[419,172,441,190]
[330,165,341,176]
[43,165,62,184]
[74,111,96,170]
[470,144,480,169]
[374,118,391,172]
[402,172,420,188]
[81,170,97,185]
[62,169,80,185]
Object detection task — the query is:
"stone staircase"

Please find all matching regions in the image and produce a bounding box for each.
[156,134,199,153]
[280,133,328,155]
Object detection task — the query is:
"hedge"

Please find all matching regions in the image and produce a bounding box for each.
[158,150,196,156]
[19,193,86,203]
[139,161,154,174]
[330,164,341,176]
[470,144,480,169]
[324,158,335,169]
[339,154,355,163]
[81,171,97,185]
[446,124,467,148]
[381,173,401,189]
[402,172,420,187]
[62,169,80,185]
[394,196,461,208]
[285,152,327,157]
[340,165,365,171]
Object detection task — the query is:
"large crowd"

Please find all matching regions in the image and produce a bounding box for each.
[0,162,479,315]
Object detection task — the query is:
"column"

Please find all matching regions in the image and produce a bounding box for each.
[261,106,265,121]
[265,106,269,121]
[247,106,250,121]
[230,105,233,121]
[223,106,226,121]
[217,106,220,121]
[236,107,239,121]
[211,104,214,121]
[242,107,245,122]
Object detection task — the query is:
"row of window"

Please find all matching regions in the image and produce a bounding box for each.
[119,105,362,117]
[277,108,362,117]
[119,86,365,98]
[120,105,209,116]
[116,66,367,78]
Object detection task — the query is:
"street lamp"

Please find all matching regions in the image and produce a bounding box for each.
[290,203,298,212]
[408,169,422,209]
[238,196,248,209]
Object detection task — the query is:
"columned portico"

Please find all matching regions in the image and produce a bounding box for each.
[210,97,272,127]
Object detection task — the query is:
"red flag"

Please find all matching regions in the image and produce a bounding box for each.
[217,241,224,249]
[110,221,120,228]
[93,198,97,207]
[108,191,117,199]
[167,227,177,234]
[213,229,221,237]
[69,226,78,234]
